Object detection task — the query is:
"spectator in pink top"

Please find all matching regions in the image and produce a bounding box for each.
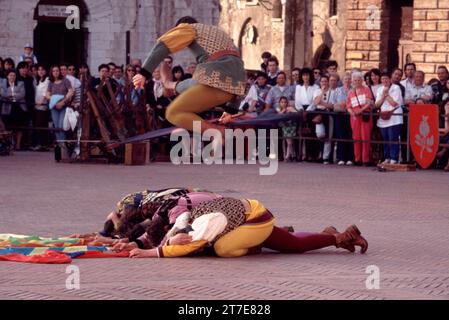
[346,71,374,166]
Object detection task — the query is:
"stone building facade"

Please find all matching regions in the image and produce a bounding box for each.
[346,0,449,79]
[221,0,449,80]
[2,0,449,80]
[0,0,220,74]
[219,0,349,74]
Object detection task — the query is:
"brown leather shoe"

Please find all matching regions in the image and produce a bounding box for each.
[322,226,355,253]
[335,225,368,254]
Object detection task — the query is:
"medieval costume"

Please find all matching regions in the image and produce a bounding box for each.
[100,187,210,240]
[127,197,368,258]
[139,21,246,132]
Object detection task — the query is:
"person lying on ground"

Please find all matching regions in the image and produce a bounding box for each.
[71,191,222,246]
[112,197,368,258]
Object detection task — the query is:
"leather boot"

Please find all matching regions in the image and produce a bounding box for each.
[335,225,368,254]
[322,226,355,253]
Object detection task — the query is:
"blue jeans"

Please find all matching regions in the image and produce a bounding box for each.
[51,107,66,142]
[334,113,354,162]
[380,124,402,161]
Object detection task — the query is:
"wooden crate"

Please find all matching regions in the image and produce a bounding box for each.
[125,142,150,166]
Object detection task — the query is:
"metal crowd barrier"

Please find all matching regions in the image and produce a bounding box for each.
[274,108,449,163]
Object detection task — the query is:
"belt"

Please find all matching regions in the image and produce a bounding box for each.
[206,50,240,62]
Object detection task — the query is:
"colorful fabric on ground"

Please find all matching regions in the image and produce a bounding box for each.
[0,235,130,264]
[0,246,108,256]
[0,249,130,264]
[0,234,83,248]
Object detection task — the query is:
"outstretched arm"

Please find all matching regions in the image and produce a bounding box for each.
[129,240,208,258]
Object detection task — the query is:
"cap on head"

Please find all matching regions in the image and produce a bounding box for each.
[24,43,33,49]
[175,16,198,26]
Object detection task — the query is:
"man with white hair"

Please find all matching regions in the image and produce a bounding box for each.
[404,70,433,104]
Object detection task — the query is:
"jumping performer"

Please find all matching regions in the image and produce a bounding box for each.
[132,16,246,134]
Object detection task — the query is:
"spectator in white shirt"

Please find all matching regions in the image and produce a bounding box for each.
[400,63,416,91]
[312,75,336,164]
[375,72,404,164]
[313,68,322,86]
[404,70,433,104]
[33,65,50,151]
[239,71,271,115]
[367,68,382,99]
[266,56,280,86]
[291,67,301,86]
[295,68,319,161]
[295,68,319,111]
[264,71,295,113]
[325,61,343,87]
[19,44,38,65]
[334,72,354,166]
[60,63,81,90]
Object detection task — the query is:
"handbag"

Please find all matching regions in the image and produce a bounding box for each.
[380,107,399,121]
[63,107,79,131]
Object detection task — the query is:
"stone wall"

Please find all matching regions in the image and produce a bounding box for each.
[219,0,286,71]
[0,0,37,60]
[0,0,220,75]
[219,0,348,75]
[344,0,386,72]
[308,0,348,74]
[411,0,449,79]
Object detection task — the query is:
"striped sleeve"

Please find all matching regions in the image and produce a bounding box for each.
[158,240,208,258]
[141,23,196,77]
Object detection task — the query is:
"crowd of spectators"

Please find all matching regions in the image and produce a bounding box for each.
[1,45,448,170]
[0,44,193,157]
[236,51,449,171]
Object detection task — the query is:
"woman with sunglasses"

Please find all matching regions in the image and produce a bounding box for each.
[123,64,147,135]
[313,68,322,86]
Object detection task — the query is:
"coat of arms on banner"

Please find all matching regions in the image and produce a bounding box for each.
[409,104,439,169]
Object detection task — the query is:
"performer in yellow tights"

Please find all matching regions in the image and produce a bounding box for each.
[132,16,246,133]
[114,197,368,259]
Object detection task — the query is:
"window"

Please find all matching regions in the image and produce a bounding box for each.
[329,0,338,17]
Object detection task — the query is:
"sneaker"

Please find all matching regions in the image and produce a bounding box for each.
[323,160,330,165]
[346,161,354,166]
[338,161,345,166]
[382,159,391,165]
[390,160,398,165]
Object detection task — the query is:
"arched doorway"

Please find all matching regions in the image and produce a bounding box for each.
[33,0,89,68]
[312,44,332,71]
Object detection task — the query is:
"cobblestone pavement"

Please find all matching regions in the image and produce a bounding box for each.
[1,152,448,300]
